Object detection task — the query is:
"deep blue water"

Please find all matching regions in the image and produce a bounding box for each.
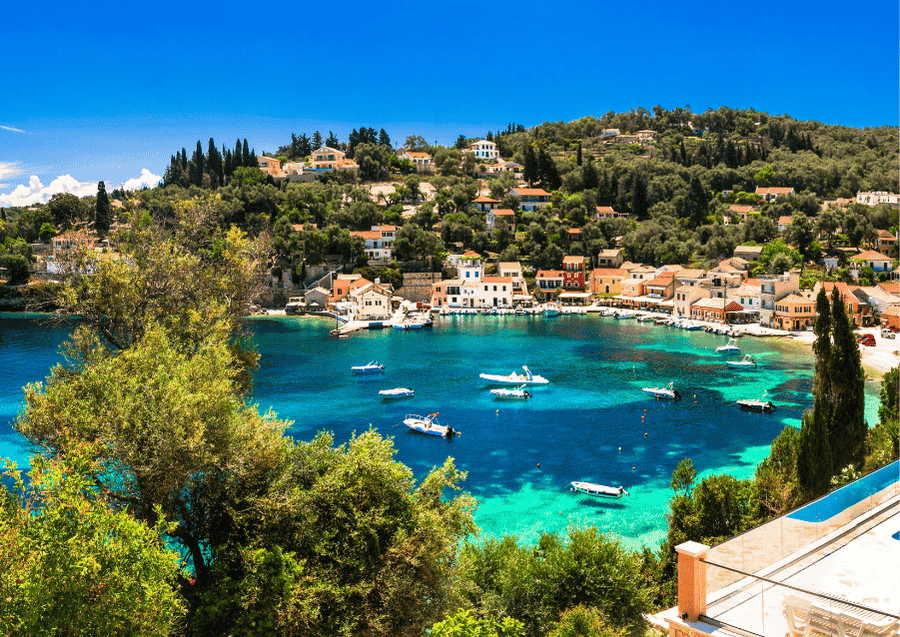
[0,312,882,549]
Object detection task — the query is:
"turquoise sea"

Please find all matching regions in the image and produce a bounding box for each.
[0,313,883,550]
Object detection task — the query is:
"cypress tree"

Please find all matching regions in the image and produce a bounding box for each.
[798,288,834,495]
[95,181,112,236]
[235,139,243,168]
[180,148,188,171]
[523,145,538,185]
[582,159,598,190]
[312,131,323,150]
[631,171,649,219]
[829,289,867,470]
[576,143,582,166]
[207,138,219,189]
[242,139,251,167]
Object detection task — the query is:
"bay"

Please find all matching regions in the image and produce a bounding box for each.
[0,312,882,550]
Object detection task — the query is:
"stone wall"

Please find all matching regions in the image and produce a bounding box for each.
[396,272,441,303]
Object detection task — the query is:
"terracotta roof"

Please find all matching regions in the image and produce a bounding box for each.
[756,187,795,194]
[590,268,625,277]
[562,256,583,264]
[728,205,754,213]
[850,250,892,261]
[377,225,396,231]
[482,276,514,283]
[595,206,619,214]
[778,293,815,306]
[878,282,899,294]
[462,250,481,258]
[473,196,501,203]
[350,231,382,240]
[498,261,522,270]
[404,151,430,157]
[646,276,674,287]
[882,305,900,317]
[492,208,515,216]
[778,216,793,225]
[535,270,564,278]
[598,249,622,257]
[513,188,551,196]
[877,229,897,239]
[744,278,762,287]
[566,228,582,234]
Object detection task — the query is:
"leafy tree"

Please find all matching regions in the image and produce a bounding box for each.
[47,192,85,230]
[546,605,628,637]
[783,212,816,264]
[95,180,112,235]
[0,439,187,636]
[432,610,525,637]
[755,425,802,517]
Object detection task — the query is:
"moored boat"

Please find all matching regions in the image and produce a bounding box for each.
[570,481,629,499]
[490,385,533,399]
[543,303,560,316]
[352,360,385,374]
[737,392,776,412]
[402,412,458,437]
[716,338,740,354]
[379,387,415,399]
[726,354,756,368]
[642,381,681,400]
[479,365,550,385]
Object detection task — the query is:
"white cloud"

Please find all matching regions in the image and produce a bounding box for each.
[0,175,97,207]
[122,168,161,192]
[1,125,26,133]
[0,161,24,188]
[0,168,163,207]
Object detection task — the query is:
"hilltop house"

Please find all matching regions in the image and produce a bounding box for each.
[856,191,900,208]
[310,146,357,171]
[849,250,894,277]
[472,196,500,212]
[486,209,515,234]
[399,150,432,172]
[594,206,626,221]
[349,225,396,262]
[511,188,551,211]
[755,186,795,202]
[467,139,499,160]
[875,229,898,258]
[257,156,282,176]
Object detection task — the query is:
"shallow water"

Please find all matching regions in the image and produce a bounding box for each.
[0,312,883,550]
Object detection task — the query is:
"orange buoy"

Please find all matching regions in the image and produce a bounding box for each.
[537,462,541,468]
[644,433,649,437]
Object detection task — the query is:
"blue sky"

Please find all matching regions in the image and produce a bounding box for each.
[2,0,897,206]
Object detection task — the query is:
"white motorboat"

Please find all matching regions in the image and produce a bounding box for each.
[682,321,701,331]
[727,355,757,368]
[737,392,776,412]
[479,365,550,385]
[543,303,560,316]
[642,381,681,400]
[402,412,458,437]
[571,481,629,499]
[352,360,385,374]
[490,385,533,399]
[716,338,740,354]
[379,387,415,399]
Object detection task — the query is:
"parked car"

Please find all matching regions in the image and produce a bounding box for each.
[881,329,896,339]
[860,334,876,346]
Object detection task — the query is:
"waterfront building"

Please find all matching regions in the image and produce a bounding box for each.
[562,256,585,289]
[589,268,625,295]
[431,252,513,309]
[759,272,800,328]
[350,282,393,320]
[498,261,526,293]
[675,285,711,318]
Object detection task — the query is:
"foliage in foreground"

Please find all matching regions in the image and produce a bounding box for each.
[452,526,653,637]
[0,440,187,636]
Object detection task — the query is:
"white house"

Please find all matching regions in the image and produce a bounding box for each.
[351,282,393,320]
[350,225,396,262]
[431,253,513,308]
[467,139,499,160]
[856,191,900,208]
[755,186,795,202]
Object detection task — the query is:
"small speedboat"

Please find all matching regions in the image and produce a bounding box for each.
[642,381,681,400]
[379,387,415,399]
[727,355,756,368]
[571,481,629,499]
[352,360,385,374]
[480,365,550,385]
[737,393,776,412]
[490,385,533,399]
[682,322,701,331]
[403,413,458,437]
[543,303,560,317]
[716,338,740,354]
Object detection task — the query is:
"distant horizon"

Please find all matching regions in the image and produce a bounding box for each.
[3,0,897,207]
